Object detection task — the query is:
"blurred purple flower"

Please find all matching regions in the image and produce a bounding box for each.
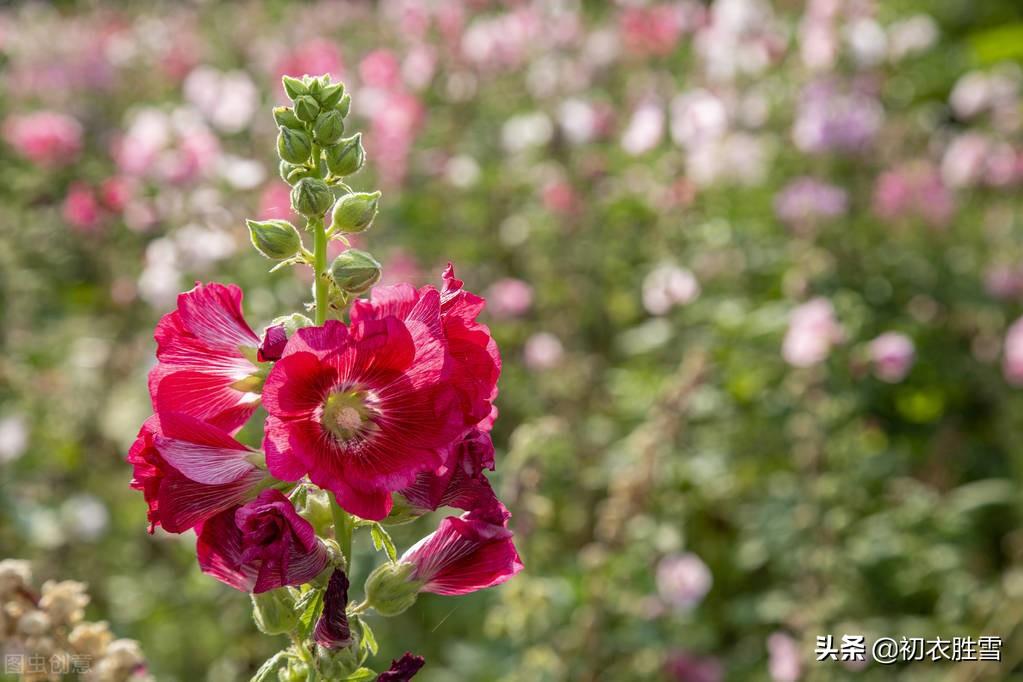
[656,552,712,610]
[868,332,915,383]
[665,651,723,682]
[774,177,848,232]
[793,80,882,154]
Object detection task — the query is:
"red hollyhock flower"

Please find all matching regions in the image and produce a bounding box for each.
[127,412,267,533]
[400,503,523,596]
[398,427,498,515]
[261,294,470,521]
[349,264,501,429]
[149,282,263,432]
[197,489,329,593]
[377,653,425,681]
[314,569,352,649]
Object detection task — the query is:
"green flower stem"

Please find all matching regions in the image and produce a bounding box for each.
[311,217,328,326]
[330,492,354,568]
[289,633,319,680]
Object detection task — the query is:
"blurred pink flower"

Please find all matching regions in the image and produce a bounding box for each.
[985,265,1023,300]
[873,163,954,227]
[621,100,664,156]
[486,278,533,319]
[368,91,425,187]
[360,49,402,90]
[767,632,802,682]
[868,332,915,383]
[774,177,848,232]
[99,176,134,213]
[3,111,83,167]
[541,180,578,215]
[619,5,687,57]
[378,250,423,287]
[258,182,295,221]
[524,332,563,370]
[656,552,712,610]
[664,652,723,682]
[1003,317,1023,386]
[274,39,344,94]
[782,298,843,368]
[62,183,102,234]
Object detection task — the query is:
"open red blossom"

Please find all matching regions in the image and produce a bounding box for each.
[262,292,470,521]
[401,503,523,596]
[399,427,499,515]
[377,653,425,681]
[197,489,329,593]
[350,263,501,429]
[149,282,263,432]
[127,412,267,534]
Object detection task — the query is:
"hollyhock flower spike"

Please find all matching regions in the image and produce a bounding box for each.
[197,489,329,594]
[127,412,268,533]
[148,282,264,432]
[128,72,520,679]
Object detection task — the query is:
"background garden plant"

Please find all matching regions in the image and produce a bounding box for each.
[1,0,1023,680]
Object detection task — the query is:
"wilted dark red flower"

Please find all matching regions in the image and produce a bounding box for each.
[127,412,267,533]
[258,323,288,362]
[261,295,471,520]
[401,503,523,596]
[399,427,498,515]
[377,652,425,681]
[148,282,263,432]
[314,569,352,649]
[197,489,329,593]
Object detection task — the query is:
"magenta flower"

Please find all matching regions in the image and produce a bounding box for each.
[399,427,498,515]
[262,310,464,521]
[197,489,329,593]
[377,653,425,681]
[400,504,523,596]
[127,412,267,534]
[62,183,103,234]
[314,569,352,649]
[148,282,262,432]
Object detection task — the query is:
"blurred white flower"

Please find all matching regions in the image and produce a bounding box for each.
[621,100,664,156]
[184,67,259,134]
[767,632,802,682]
[887,14,939,62]
[502,111,553,153]
[670,90,728,150]
[61,494,109,542]
[0,414,28,463]
[869,332,915,383]
[218,155,266,190]
[445,155,481,188]
[524,332,564,370]
[559,98,600,145]
[643,264,700,315]
[844,18,887,67]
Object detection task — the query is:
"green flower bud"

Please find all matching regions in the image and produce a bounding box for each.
[330,249,382,294]
[270,312,314,335]
[290,177,334,217]
[318,82,345,109]
[251,589,298,635]
[324,134,365,177]
[247,219,302,260]
[277,126,312,164]
[296,487,333,536]
[363,562,421,617]
[272,106,304,131]
[282,75,308,100]
[294,95,320,123]
[313,110,345,146]
[336,93,352,118]
[306,75,327,97]
[330,191,380,233]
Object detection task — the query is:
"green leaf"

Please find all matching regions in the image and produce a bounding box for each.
[370,523,398,564]
[295,587,324,640]
[342,668,377,681]
[250,652,289,682]
[358,617,378,656]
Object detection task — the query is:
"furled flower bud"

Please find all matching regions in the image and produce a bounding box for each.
[336,93,352,118]
[277,127,312,164]
[282,75,308,100]
[313,110,345,146]
[330,191,380,233]
[363,562,420,617]
[251,588,299,635]
[318,82,345,109]
[272,106,304,131]
[247,219,302,260]
[325,134,365,177]
[330,249,382,294]
[294,95,320,123]
[291,177,334,217]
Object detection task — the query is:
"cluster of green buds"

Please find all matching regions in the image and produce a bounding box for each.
[248,74,383,324]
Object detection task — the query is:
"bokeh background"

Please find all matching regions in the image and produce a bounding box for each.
[2,0,1023,680]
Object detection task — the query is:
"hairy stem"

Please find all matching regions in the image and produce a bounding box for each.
[330,492,354,568]
[312,217,328,326]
